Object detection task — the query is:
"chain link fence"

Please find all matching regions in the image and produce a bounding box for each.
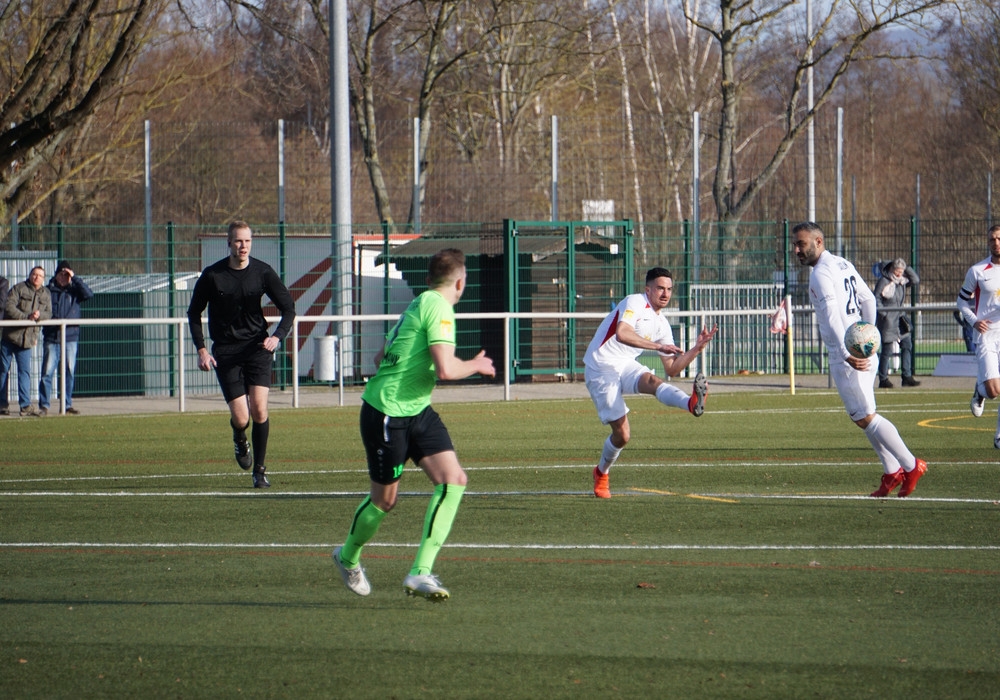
[0,218,984,404]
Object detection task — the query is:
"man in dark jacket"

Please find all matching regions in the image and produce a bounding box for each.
[38,261,94,416]
[0,274,9,415]
[1,266,52,416]
[875,258,920,388]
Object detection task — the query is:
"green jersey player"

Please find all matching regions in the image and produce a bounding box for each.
[332,248,495,601]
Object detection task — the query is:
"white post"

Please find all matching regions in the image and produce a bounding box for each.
[835,107,843,255]
[329,0,353,377]
[551,115,558,221]
[806,0,815,222]
[278,118,285,223]
[144,120,152,274]
[692,111,701,284]
[413,117,421,232]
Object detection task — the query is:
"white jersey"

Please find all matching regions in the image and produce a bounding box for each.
[957,256,1000,330]
[809,250,876,363]
[584,292,674,372]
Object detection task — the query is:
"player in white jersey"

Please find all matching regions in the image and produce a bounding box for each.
[583,267,718,498]
[792,222,926,497]
[956,224,1000,441]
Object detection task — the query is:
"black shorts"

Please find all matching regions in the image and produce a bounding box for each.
[359,401,455,485]
[213,344,274,403]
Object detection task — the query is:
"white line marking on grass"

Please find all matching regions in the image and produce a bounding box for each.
[709,406,975,416]
[1,490,997,504]
[3,460,1000,487]
[2,542,998,552]
[0,470,365,485]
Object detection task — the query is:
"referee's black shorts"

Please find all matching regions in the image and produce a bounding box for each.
[359,401,455,485]
[213,343,274,403]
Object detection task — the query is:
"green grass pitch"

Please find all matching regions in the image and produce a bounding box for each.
[1,387,998,698]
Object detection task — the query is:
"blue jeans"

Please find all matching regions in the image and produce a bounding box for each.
[39,340,79,410]
[0,339,35,409]
[878,333,913,381]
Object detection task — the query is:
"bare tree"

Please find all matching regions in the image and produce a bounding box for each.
[439,2,602,221]
[606,0,647,259]
[618,0,719,221]
[685,0,959,225]
[0,0,169,227]
[226,0,483,228]
[948,1,1000,145]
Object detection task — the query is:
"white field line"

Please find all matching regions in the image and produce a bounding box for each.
[2,541,998,552]
[3,459,1000,486]
[0,490,996,505]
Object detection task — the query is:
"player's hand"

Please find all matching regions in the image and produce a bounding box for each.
[472,349,496,378]
[197,349,217,372]
[697,323,719,346]
[262,336,279,353]
[657,343,683,356]
[846,354,868,371]
[975,319,991,334]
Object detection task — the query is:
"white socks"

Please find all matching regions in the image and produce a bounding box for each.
[655,382,689,410]
[597,435,622,473]
[864,414,915,474]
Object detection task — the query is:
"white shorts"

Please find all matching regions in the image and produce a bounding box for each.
[975,330,1000,383]
[830,356,877,421]
[584,360,653,424]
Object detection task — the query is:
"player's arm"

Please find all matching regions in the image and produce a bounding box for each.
[186,274,215,370]
[614,320,683,356]
[262,269,296,353]
[957,267,981,329]
[813,268,853,363]
[659,324,719,377]
[429,342,495,381]
[859,290,876,325]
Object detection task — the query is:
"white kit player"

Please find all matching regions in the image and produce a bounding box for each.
[956,223,1000,445]
[792,222,926,497]
[583,267,718,499]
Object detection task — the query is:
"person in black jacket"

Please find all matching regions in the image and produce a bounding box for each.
[0,274,9,415]
[187,221,296,488]
[38,261,94,416]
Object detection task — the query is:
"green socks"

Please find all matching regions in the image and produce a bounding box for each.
[409,483,466,576]
[340,484,465,574]
[339,497,387,567]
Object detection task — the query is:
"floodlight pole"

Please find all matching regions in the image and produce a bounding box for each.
[329,0,353,378]
[806,0,815,223]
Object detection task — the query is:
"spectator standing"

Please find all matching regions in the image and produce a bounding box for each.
[874,258,920,388]
[1,267,52,417]
[38,261,94,416]
[0,274,9,415]
[187,221,296,488]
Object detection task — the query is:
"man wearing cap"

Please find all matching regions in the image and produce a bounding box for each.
[38,261,93,416]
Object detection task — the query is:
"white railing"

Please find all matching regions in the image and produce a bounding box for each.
[1,302,964,412]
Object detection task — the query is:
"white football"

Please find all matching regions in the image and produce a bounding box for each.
[844,320,881,359]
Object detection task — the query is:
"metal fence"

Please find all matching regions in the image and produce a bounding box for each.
[0,302,972,411]
[0,219,984,404]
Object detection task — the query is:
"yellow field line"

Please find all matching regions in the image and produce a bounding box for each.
[631,487,740,503]
[918,415,994,432]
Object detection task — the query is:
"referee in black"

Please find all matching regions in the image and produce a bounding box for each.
[187,221,296,488]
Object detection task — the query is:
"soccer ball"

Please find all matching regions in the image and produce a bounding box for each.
[844,320,881,359]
